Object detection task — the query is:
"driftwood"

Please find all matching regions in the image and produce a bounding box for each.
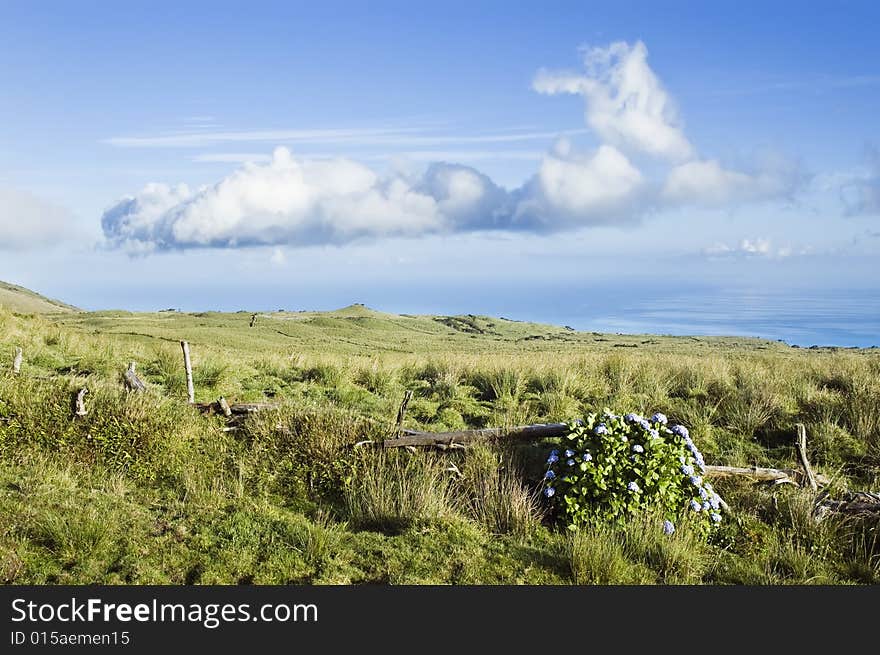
[384,422,570,448]
[123,362,146,392]
[12,347,22,374]
[73,387,88,417]
[180,340,195,403]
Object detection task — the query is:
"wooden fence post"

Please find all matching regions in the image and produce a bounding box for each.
[12,347,22,374]
[124,362,146,392]
[181,340,195,404]
[794,423,818,491]
[393,389,413,438]
[73,387,89,417]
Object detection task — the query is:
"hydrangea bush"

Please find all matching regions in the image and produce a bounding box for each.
[542,410,724,534]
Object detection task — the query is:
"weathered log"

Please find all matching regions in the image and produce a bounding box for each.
[123,362,146,392]
[12,347,22,374]
[73,387,88,417]
[794,423,818,491]
[180,340,195,403]
[704,464,830,487]
[383,422,571,448]
[194,400,278,416]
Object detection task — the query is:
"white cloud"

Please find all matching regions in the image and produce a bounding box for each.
[662,158,800,206]
[0,188,81,250]
[534,41,694,161]
[515,141,645,228]
[703,237,807,259]
[102,41,804,251]
[839,146,880,216]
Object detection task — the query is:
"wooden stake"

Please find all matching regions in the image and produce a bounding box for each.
[794,423,818,491]
[12,347,22,374]
[217,396,232,418]
[394,389,413,437]
[181,340,195,403]
[74,387,89,417]
[124,362,146,392]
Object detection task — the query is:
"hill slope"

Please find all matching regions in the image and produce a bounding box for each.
[0,280,79,313]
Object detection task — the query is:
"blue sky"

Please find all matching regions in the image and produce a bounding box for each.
[1,1,879,332]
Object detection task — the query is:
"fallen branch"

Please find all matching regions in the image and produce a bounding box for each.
[383,422,571,448]
[704,465,830,487]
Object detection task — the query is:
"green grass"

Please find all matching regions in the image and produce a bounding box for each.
[1,298,878,584]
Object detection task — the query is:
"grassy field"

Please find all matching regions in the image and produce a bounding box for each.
[1,289,879,584]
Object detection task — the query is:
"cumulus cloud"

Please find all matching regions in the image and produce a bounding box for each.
[662,157,801,206]
[514,141,646,228]
[102,40,803,252]
[0,188,80,250]
[534,41,694,162]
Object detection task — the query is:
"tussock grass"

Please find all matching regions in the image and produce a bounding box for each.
[344,451,458,532]
[1,303,879,584]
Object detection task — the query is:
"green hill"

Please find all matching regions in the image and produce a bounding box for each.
[0,280,79,314]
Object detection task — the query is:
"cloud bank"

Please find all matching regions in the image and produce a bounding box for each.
[0,188,79,250]
[102,41,801,252]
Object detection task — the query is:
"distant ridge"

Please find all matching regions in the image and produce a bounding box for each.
[0,280,80,314]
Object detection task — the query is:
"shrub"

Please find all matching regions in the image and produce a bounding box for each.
[541,410,724,535]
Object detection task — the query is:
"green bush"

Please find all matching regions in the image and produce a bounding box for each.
[542,410,724,535]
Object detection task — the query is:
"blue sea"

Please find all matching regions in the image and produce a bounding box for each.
[505,286,880,349]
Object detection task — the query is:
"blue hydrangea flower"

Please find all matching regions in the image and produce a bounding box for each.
[582,452,592,462]
[544,470,556,480]
[638,418,652,431]
[699,487,709,500]
[594,424,609,436]
[603,411,619,420]
[710,495,721,510]
[566,458,575,466]
[663,520,675,535]
[671,424,689,439]
[689,475,703,487]
[710,512,722,523]
[648,429,660,440]
[632,444,644,454]
[680,464,694,476]
[564,449,575,458]
[627,481,640,493]
[624,413,642,424]
[546,453,559,464]
[543,487,555,498]
[679,455,687,464]
[651,412,668,425]
[549,449,559,457]
[702,501,712,511]
[689,499,702,512]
